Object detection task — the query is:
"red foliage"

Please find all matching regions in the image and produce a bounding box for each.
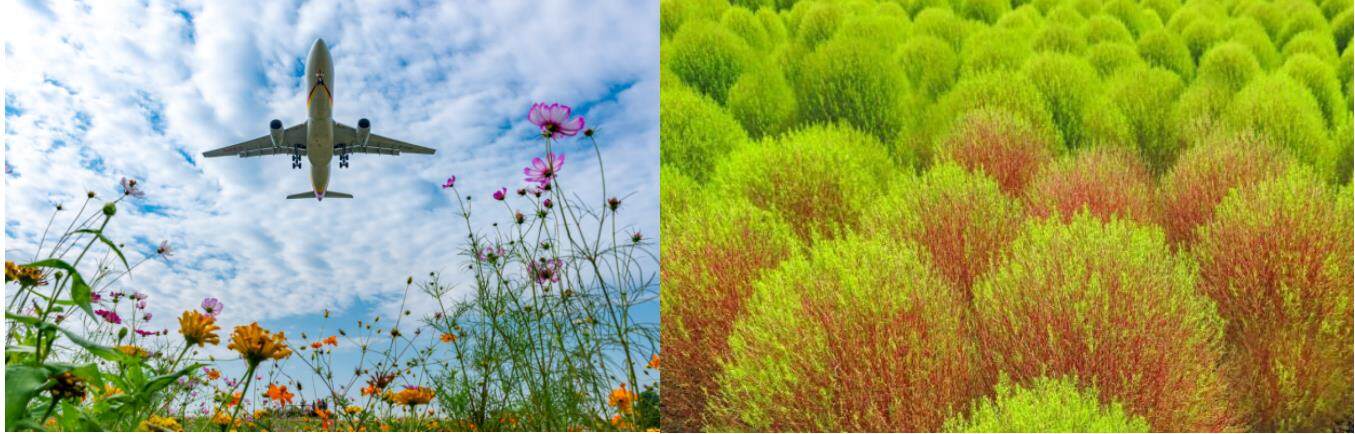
[1160,133,1292,247]
[972,214,1239,431]
[1024,147,1159,224]
[937,108,1056,195]
[1193,168,1354,431]
[659,200,799,432]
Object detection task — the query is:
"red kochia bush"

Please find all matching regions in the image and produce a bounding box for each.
[659,197,800,433]
[1193,167,1354,432]
[936,108,1057,195]
[1024,147,1159,224]
[971,213,1238,432]
[1159,133,1293,247]
[864,163,1025,300]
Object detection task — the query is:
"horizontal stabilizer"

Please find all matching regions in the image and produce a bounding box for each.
[286,191,354,200]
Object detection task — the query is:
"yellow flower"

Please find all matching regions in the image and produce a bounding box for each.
[226,322,292,366]
[115,345,149,358]
[178,310,220,347]
[609,414,634,430]
[5,261,47,286]
[137,415,183,432]
[210,411,236,428]
[646,429,661,432]
[100,383,124,399]
[345,405,363,415]
[388,386,435,406]
[607,383,637,413]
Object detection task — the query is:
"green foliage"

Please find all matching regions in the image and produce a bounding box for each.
[728,62,798,139]
[1282,30,1340,63]
[1281,53,1347,129]
[1196,42,1261,93]
[792,1,846,49]
[897,35,960,100]
[1137,29,1195,80]
[942,376,1151,432]
[1105,65,1184,172]
[794,37,913,145]
[834,13,911,52]
[660,164,702,218]
[1087,42,1146,76]
[962,28,1033,74]
[721,6,774,50]
[1225,73,1336,181]
[913,7,972,50]
[667,20,757,104]
[713,235,981,432]
[961,0,1013,24]
[1033,23,1089,54]
[1084,14,1135,45]
[1227,19,1281,70]
[710,124,895,242]
[660,84,749,182]
[1022,52,1101,150]
[928,70,1060,156]
[661,0,731,38]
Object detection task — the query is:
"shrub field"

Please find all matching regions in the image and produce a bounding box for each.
[660,0,1354,431]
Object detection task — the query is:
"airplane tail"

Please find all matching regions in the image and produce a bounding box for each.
[286,191,353,200]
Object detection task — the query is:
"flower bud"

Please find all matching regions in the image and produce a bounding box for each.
[102,203,117,216]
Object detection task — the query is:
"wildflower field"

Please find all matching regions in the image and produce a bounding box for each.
[660,0,1353,431]
[5,104,660,431]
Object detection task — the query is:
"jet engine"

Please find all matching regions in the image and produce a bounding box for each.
[355,118,371,147]
[269,119,285,148]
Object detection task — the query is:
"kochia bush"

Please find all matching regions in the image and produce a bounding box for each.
[928,71,1060,157]
[710,124,895,243]
[727,62,798,139]
[660,197,800,433]
[897,35,960,101]
[1105,65,1184,173]
[1196,42,1262,93]
[942,376,1151,433]
[659,84,748,182]
[1159,133,1293,247]
[793,36,913,145]
[1022,52,1100,150]
[1224,73,1335,182]
[936,108,1056,194]
[864,163,1026,299]
[666,20,756,104]
[1024,147,1159,225]
[1137,29,1195,80]
[1193,167,1354,432]
[971,213,1236,431]
[713,235,983,432]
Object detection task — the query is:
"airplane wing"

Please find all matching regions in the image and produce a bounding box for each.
[334,122,436,156]
[203,123,307,158]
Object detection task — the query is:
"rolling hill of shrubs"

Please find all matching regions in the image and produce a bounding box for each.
[659,0,1353,431]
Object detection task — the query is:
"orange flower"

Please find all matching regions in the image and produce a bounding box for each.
[265,383,294,406]
[226,322,292,366]
[610,414,634,430]
[178,310,220,347]
[311,341,323,349]
[361,385,379,396]
[323,335,338,346]
[647,354,660,369]
[226,391,242,408]
[205,368,221,381]
[388,386,435,406]
[439,332,457,343]
[608,383,638,413]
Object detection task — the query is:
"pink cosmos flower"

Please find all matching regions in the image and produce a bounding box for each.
[135,328,157,337]
[143,312,153,321]
[528,103,585,139]
[94,309,122,325]
[202,298,223,317]
[130,291,148,301]
[529,258,563,284]
[492,188,507,201]
[121,177,145,198]
[157,240,173,257]
[542,198,554,209]
[442,176,456,189]
[523,152,565,187]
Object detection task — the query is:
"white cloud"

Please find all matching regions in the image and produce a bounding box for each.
[4,0,658,364]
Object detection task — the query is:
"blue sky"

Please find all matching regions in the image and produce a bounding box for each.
[5,0,657,409]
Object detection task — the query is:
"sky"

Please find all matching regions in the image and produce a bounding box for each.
[4,0,658,406]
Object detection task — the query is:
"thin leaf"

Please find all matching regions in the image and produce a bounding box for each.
[22,259,94,317]
[72,228,130,271]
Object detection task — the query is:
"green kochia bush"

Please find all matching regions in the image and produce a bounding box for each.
[943,376,1151,432]
[794,37,913,146]
[1105,65,1184,173]
[661,197,801,433]
[721,6,773,50]
[1087,42,1145,76]
[710,124,895,243]
[667,20,756,104]
[727,62,798,138]
[913,7,972,51]
[1196,42,1261,93]
[1194,167,1354,431]
[659,84,748,182]
[962,28,1033,74]
[897,35,960,101]
[1137,29,1195,80]
[1022,52,1100,150]
[712,235,983,432]
[928,71,1060,157]
[972,213,1237,431]
[1224,73,1336,182]
[1280,53,1347,129]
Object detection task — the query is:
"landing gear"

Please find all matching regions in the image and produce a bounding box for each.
[339,153,350,168]
[291,153,302,169]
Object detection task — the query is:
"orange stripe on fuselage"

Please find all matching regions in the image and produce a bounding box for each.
[307,81,332,107]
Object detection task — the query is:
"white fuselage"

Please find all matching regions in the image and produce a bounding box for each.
[304,39,335,199]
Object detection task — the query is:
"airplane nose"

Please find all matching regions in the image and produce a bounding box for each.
[312,38,327,53]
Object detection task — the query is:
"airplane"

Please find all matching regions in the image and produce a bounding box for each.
[203,38,435,201]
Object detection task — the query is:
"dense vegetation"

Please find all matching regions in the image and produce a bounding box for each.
[660,0,1353,431]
